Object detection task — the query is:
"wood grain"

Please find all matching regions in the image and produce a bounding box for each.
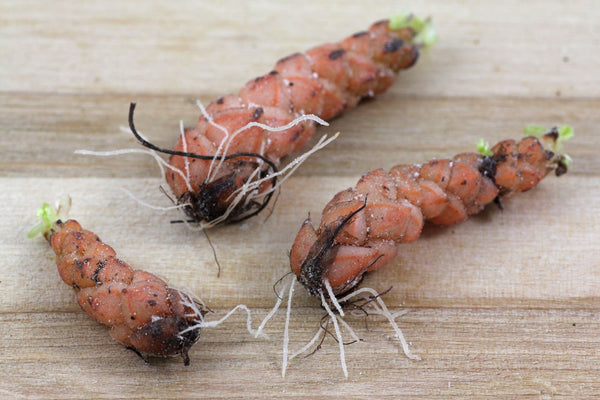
[1,1,599,398]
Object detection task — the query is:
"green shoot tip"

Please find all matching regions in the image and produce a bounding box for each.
[476,138,493,157]
[524,124,573,150]
[561,153,573,168]
[557,125,574,142]
[524,125,574,169]
[523,124,547,137]
[389,12,437,47]
[556,125,574,167]
[28,203,59,238]
[524,124,573,143]
[27,196,71,239]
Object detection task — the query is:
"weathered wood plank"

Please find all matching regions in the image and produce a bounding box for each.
[1,308,598,399]
[1,94,598,177]
[2,1,599,98]
[1,0,599,398]
[3,176,598,314]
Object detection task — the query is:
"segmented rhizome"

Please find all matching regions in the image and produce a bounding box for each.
[165,17,427,225]
[290,131,571,297]
[32,207,205,365]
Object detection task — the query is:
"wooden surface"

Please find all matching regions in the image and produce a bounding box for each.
[1,1,599,398]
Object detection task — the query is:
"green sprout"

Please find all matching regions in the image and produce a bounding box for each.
[27,203,60,238]
[524,124,574,169]
[557,125,574,143]
[27,196,71,238]
[524,124,573,146]
[523,124,547,137]
[524,124,573,147]
[389,12,437,48]
[561,153,573,168]
[476,138,494,157]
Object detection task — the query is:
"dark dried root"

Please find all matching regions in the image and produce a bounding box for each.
[273,271,295,300]
[319,313,362,346]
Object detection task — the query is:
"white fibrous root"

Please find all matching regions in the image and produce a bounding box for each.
[74,124,194,210]
[176,287,268,340]
[260,274,419,378]
[337,287,420,361]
